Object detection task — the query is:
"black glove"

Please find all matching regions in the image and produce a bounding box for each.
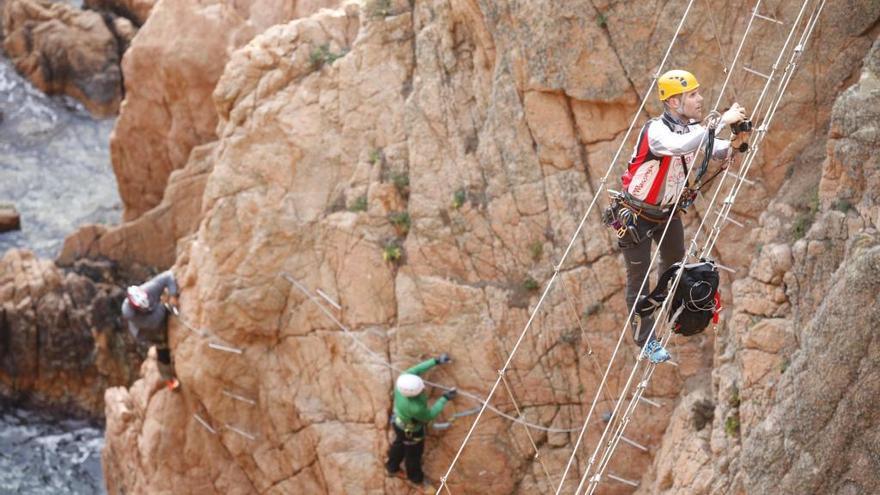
[442,388,457,400]
[436,353,451,365]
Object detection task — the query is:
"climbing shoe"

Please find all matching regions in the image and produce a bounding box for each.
[644,340,671,364]
[165,378,180,391]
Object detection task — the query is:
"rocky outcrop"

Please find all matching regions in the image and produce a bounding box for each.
[58,142,215,269]
[0,204,21,232]
[84,0,157,26]
[2,0,123,116]
[0,250,147,417]
[110,0,343,221]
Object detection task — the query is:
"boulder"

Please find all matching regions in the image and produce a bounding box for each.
[2,0,122,116]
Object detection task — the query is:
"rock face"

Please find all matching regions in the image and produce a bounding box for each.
[110,0,343,221]
[2,0,123,116]
[0,250,145,417]
[84,0,157,26]
[95,1,880,495]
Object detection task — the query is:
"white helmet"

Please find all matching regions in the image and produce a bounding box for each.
[126,286,150,311]
[396,373,425,397]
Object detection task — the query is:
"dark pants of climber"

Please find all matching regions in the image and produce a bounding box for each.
[621,214,685,347]
[386,424,426,483]
[139,318,174,380]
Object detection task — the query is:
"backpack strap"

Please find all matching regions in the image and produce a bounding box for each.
[635,262,681,317]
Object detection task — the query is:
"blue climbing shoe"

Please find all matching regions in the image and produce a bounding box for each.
[644,340,671,364]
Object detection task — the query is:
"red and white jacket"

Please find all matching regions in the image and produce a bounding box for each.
[622,113,730,207]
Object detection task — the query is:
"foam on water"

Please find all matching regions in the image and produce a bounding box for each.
[0,405,105,494]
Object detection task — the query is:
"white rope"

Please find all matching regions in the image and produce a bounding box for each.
[576,3,826,492]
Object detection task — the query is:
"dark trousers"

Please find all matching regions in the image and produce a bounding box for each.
[386,423,425,483]
[139,315,174,380]
[621,215,685,347]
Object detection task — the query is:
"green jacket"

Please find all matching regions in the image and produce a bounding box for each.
[393,358,449,429]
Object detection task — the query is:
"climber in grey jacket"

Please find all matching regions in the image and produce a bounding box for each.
[121,270,180,390]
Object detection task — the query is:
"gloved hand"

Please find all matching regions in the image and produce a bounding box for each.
[722,103,747,125]
[442,388,458,400]
[436,353,451,365]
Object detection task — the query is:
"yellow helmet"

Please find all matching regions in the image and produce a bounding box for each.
[657,70,700,101]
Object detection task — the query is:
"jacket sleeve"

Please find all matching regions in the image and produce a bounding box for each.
[711,138,731,160]
[145,270,178,298]
[406,358,438,376]
[411,396,449,422]
[648,121,711,156]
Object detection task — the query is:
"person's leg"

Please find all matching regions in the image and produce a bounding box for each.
[156,316,176,381]
[386,424,406,475]
[655,215,685,275]
[403,428,426,483]
[621,220,656,347]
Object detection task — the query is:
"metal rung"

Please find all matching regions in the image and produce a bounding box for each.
[639,396,662,408]
[316,289,341,310]
[225,424,257,440]
[452,407,481,418]
[724,215,745,228]
[743,66,772,80]
[193,414,217,434]
[222,389,257,405]
[666,360,679,367]
[607,473,639,487]
[728,172,755,185]
[433,422,452,430]
[620,435,649,452]
[754,11,784,25]
[208,342,243,354]
[715,263,737,274]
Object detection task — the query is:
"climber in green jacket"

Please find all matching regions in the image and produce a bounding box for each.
[386,354,457,487]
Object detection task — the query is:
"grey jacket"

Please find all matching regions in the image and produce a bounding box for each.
[121,270,178,339]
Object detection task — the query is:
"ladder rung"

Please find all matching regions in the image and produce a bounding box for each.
[222,389,257,405]
[208,342,243,354]
[715,263,737,274]
[743,66,772,80]
[666,360,680,367]
[620,435,649,452]
[225,424,257,440]
[728,172,755,185]
[316,289,341,310]
[639,396,662,408]
[724,215,745,228]
[193,414,217,434]
[608,473,639,487]
[754,11,784,25]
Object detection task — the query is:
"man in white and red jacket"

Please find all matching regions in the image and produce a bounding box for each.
[619,69,748,363]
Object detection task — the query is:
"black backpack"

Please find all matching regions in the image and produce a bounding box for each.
[636,261,721,336]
